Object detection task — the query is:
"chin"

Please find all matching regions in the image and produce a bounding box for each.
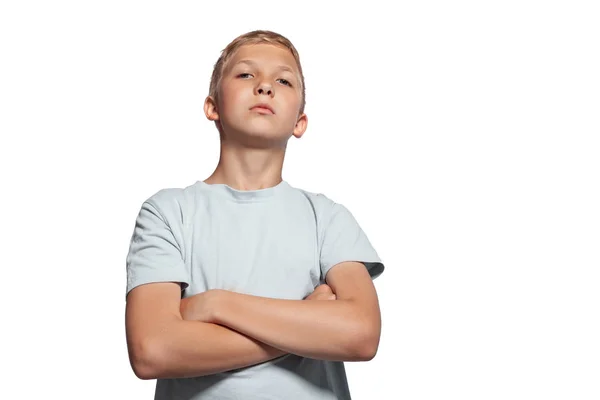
[221,117,292,145]
[234,120,286,136]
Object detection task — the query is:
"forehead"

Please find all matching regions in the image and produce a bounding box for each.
[226,43,299,72]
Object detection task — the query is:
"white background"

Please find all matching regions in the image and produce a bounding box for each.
[1,1,598,399]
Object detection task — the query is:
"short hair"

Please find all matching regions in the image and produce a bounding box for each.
[209,30,306,115]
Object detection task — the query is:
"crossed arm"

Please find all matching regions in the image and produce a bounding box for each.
[125,261,381,380]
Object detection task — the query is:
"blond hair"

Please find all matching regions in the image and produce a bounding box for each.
[209,30,306,115]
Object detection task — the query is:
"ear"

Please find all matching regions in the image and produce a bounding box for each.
[204,96,219,121]
[292,113,308,139]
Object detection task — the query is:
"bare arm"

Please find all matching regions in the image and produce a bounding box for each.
[126,281,337,380]
[125,282,286,380]
[198,262,381,362]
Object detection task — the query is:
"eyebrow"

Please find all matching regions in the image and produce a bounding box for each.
[232,59,295,74]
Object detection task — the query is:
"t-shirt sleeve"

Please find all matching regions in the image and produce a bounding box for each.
[319,201,385,281]
[125,198,189,298]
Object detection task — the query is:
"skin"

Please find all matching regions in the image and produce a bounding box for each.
[126,282,343,380]
[179,262,380,361]
[203,43,308,190]
[125,43,382,380]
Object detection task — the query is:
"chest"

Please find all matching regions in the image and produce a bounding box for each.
[182,201,321,300]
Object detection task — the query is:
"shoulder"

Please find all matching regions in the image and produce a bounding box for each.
[289,184,347,225]
[140,181,200,227]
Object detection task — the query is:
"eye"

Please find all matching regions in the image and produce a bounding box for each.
[277,78,292,87]
[237,73,253,79]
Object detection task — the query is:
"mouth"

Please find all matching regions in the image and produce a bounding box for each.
[250,104,275,115]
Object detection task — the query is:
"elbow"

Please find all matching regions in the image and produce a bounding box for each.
[351,326,380,361]
[131,359,157,381]
[129,338,165,380]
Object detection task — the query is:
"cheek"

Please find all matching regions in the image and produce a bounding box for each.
[219,83,250,108]
[281,92,302,115]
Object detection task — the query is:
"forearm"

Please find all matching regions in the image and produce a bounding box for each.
[215,292,372,361]
[144,319,286,379]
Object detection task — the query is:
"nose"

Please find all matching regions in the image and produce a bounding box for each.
[255,81,273,97]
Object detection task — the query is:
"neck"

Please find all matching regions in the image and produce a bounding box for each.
[204,139,287,191]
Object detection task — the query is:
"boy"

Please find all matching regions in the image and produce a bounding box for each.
[125,30,385,400]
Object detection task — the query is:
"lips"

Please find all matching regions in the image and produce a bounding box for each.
[250,103,274,114]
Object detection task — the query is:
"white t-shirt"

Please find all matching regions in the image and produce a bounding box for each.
[126,179,385,400]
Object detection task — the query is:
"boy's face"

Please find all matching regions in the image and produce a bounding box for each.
[205,43,307,146]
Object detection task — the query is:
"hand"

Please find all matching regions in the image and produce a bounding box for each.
[180,289,223,323]
[304,284,337,301]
